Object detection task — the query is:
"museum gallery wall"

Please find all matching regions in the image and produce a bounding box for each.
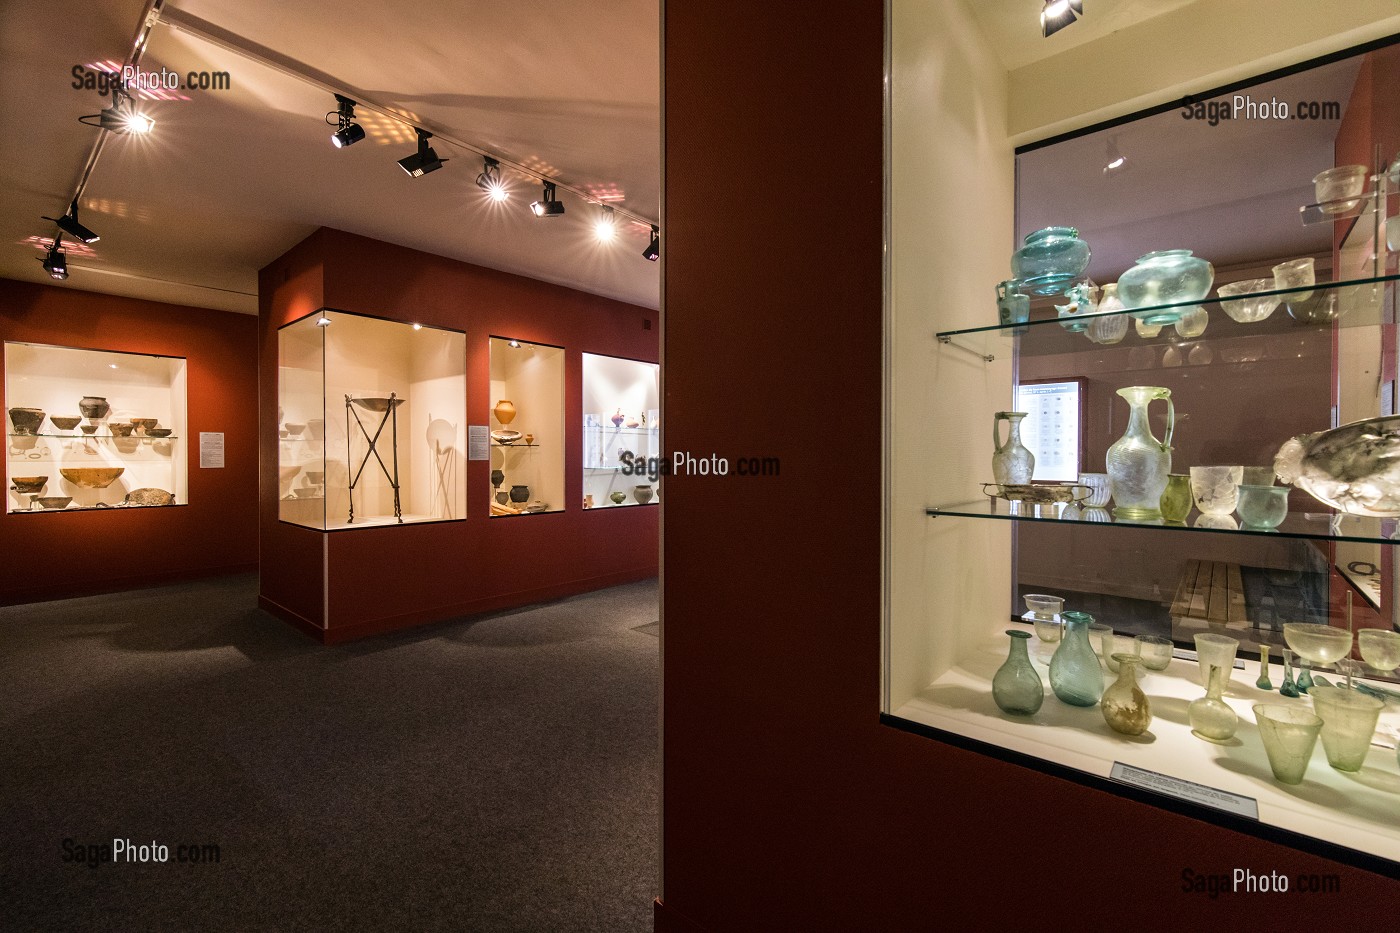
[0,278,258,604]
[259,227,659,643]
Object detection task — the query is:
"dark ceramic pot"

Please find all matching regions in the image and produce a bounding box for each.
[491,469,505,488]
[633,484,654,504]
[8,407,45,435]
[509,485,530,504]
[78,396,110,419]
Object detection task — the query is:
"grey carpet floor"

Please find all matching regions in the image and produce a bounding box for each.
[0,574,660,932]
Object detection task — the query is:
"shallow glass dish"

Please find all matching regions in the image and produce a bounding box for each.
[1216,278,1281,323]
[1313,164,1368,213]
[1282,622,1352,664]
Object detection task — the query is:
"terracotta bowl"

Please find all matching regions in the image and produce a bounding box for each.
[304,471,324,484]
[293,485,322,498]
[8,407,45,435]
[147,427,173,438]
[49,416,82,431]
[37,496,72,510]
[60,466,125,488]
[108,422,135,437]
[10,476,48,494]
[79,424,98,435]
[285,422,306,435]
[130,418,159,434]
[278,465,302,484]
[124,487,175,506]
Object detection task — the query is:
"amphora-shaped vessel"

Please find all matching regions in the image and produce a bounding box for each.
[1106,386,1174,520]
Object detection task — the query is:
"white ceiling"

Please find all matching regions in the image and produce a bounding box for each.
[0,0,660,314]
[970,0,1200,71]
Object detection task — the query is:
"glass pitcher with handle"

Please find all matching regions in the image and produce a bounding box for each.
[1106,386,1174,520]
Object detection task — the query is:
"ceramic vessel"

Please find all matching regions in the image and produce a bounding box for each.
[49,416,81,432]
[634,485,654,504]
[1106,386,1174,519]
[1274,415,1400,516]
[1077,473,1111,508]
[285,422,306,436]
[1254,705,1323,785]
[59,467,124,488]
[351,397,406,414]
[491,430,523,445]
[1236,484,1289,530]
[609,491,626,505]
[496,492,509,505]
[1101,654,1151,735]
[1194,633,1239,688]
[10,476,47,494]
[1189,465,1242,516]
[293,486,321,499]
[36,496,72,510]
[78,396,110,419]
[1313,164,1368,212]
[1358,629,1400,672]
[490,469,505,488]
[1217,278,1280,323]
[610,409,625,427]
[493,400,517,425]
[1309,686,1384,772]
[992,630,1044,715]
[1055,282,1097,333]
[305,471,324,485]
[147,428,173,438]
[1135,635,1174,671]
[1188,664,1238,742]
[1010,226,1091,295]
[996,280,1030,331]
[525,434,534,445]
[509,484,530,504]
[1159,473,1192,523]
[992,412,1034,492]
[307,419,324,440]
[130,418,159,435]
[108,422,134,437]
[8,407,45,435]
[1118,250,1215,324]
[124,487,175,506]
[1086,283,1128,344]
[1049,611,1104,707]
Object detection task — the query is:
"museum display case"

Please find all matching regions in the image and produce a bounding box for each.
[885,37,1400,870]
[277,309,466,530]
[581,352,660,509]
[5,341,187,513]
[488,336,564,516]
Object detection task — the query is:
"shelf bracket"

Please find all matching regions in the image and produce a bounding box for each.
[937,335,994,363]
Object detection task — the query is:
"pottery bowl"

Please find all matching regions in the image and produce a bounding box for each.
[492,430,523,445]
[285,422,306,436]
[350,397,405,413]
[60,466,125,489]
[37,496,72,510]
[147,427,173,438]
[8,407,45,435]
[108,422,135,437]
[1282,622,1353,664]
[49,416,82,431]
[293,486,322,498]
[79,424,99,435]
[1216,279,1281,323]
[10,476,48,494]
[304,471,324,484]
[1313,164,1368,213]
[130,418,159,434]
[124,487,176,506]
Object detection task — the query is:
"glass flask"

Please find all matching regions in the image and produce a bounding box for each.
[1050,611,1105,707]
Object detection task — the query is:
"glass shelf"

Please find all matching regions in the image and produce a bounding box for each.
[493,442,540,448]
[936,273,1399,343]
[9,433,181,440]
[9,502,183,515]
[926,497,1398,545]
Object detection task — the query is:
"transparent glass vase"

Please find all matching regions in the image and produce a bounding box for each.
[1049,611,1104,707]
[992,630,1044,715]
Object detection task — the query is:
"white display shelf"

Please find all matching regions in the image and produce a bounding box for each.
[891,622,1400,863]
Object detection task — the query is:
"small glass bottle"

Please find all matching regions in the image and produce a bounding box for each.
[1101,654,1151,735]
[1255,645,1273,691]
[992,630,1044,715]
[1279,648,1299,698]
[1189,664,1238,742]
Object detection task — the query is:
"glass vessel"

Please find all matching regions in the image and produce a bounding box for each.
[1313,164,1368,211]
[1117,250,1215,324]
[992,411,1034,491]
[1236,484,1289,530]
[1173,305,1208,338]
[1056,282,1097,333]
[992,630,1044,715]
[1086,283,1128,344]
[1023,593,1063,642]
[1282,623,1352,667]
[1077,472,1111,508]
[1274,415,1400,517]
[1135,635,1173,671]
[1241,466,1275,486]
[1134,317,1162,338]
[1101,654,1151,735]
[1272,257,1315,303]
[1254,705,1323,785]
[1280,648,1300,698]
[1217,278,1281,323]
[1106,386,1174,519]
[1010,226,1091,295]
[1189,664,1238,742]
[996,280,1030,331]
[1309,686,1384,772]
[1193,633,1239,688]
[1256,645,1273,691]
[1358,629,1400,672]
[1049,611,1105,707]
[1159,473,1191,523]
[1189,465,1243,517]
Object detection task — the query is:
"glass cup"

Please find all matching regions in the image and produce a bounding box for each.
[1077,472,1112,508]
[1159,473,1192,523]
[1189,465,1243,516]
[1194,633,1239,688]
[1135,635,1174,671]
[1254,705,1323,785]
[1358,629,1400,672]
[1173,305,1208,338]
[1241,466,1275,486]
[1309,686,1384,772]
[1272,257,1315,303]
[1236,484,1289,530]
[1217,278,1280,323]
[1089,622,1113,660]
[1023,593,1064,643]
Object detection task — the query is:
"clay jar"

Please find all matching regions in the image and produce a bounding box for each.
[634,485,654,504]
[8,407,45,435]
[509,484,530,504]
[493,400,517,425]
[79,396,110,419]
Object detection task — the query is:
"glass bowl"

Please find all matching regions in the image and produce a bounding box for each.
[1135,635,1174,671]
[1358,629,1400,672]
[1282,622,1353,664]
[1216,278,1280,323]
[1313,164,1368,213]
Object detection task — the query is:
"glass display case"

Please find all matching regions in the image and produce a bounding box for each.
[581,352,659,509]
[885,29,1400,872]
[488,336,564,516]
[5,341,187,513]
[277,310,466,530]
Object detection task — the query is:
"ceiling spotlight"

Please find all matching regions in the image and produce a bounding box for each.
[80,91,154,134]
[1041,0,1083,38]
[642,225,659,261]
[593,206,617,243]
[398,129,447,177]
[329,95,365,148]
[412,323,422,330]
[508,339,521,348]
[42,199,99,244]
[316,313,332,327]
[476,157,508,201]
[530,181,565,217]
[38,236,68,280]
[1102,136,1128,175]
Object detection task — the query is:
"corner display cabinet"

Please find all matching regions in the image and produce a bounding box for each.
[884,25,1400,874]
[5,341,188,513]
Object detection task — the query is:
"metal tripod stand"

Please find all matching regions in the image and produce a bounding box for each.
[345,393,403,524]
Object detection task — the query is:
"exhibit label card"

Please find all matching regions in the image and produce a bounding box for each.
[1110,762,1259,820]
[468,425,489,461]
[199,432,225,469]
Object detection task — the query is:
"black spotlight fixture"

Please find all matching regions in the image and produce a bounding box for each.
[42,199,99,244]
[476,157,507,201]
[529,181,565,217]
[38,235,68,280]
[329,94,366,148]
[1041,0,1083,37]
[79,90,154,134]
[398,129,447,177]
[642,225,660,261]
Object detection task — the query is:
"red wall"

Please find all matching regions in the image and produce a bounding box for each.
[658,5,1400,931]
[258,228,659,642]
[0,278,258,604]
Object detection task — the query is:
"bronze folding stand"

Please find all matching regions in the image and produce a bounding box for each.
[345,393,403,523]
